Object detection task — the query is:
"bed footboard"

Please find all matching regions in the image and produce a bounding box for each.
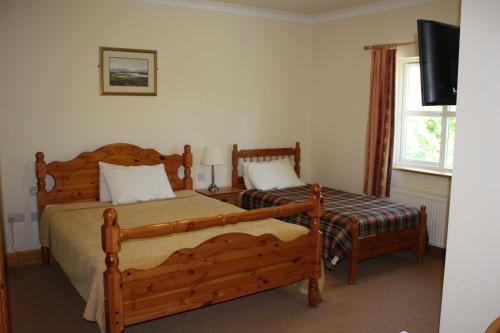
[102,185,324,333]
[348,205,427,284]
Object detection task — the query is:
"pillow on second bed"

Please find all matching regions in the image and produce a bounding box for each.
[247,159,305,191]
[101,163,175,205]
[242,162,256,190]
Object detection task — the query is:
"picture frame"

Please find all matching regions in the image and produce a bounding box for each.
[99,47,157,96]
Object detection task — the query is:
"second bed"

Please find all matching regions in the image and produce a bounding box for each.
[232,142,427,284]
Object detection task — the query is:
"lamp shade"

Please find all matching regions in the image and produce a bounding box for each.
[201,146,225,166]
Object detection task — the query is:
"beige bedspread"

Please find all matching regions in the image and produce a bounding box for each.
[40,190,320,332]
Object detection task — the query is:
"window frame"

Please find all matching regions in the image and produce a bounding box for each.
[394,57,455,174]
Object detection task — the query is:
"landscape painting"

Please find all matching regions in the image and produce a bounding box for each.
[109,57,148,87]
[100,47,157,96]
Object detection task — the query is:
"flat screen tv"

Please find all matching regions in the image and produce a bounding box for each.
[417,20,460,106]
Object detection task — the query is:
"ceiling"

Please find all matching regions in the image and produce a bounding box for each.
[212,0,383,15]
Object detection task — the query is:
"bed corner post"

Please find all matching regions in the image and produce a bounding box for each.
[348,222,360,285]
[183,145,193,190]
[294,142,301,177]
[102,208,124,333]
[232,144,239,188]
[416,205,427,264]
[36,152,50,265]
[308,184,323,307]
[35,152,47,216]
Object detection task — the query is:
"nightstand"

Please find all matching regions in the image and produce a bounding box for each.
[195,187,243,206]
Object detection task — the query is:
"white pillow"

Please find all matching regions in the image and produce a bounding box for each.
[242,162,256,190]
[242,159,295,190]
[102,164,175,205]
[247,159,305,191]
[99,162,126,201]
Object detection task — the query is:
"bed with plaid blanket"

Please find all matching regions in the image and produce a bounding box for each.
[241,185,420,262]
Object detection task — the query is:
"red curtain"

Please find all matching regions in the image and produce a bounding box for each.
[363,48,396,197]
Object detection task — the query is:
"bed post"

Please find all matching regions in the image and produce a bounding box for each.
[102,208,124,333]
[294,142,301,177]
[416,205,427,264]
[308,184,323,307]
[183,145,193,190]
[232,144,239,188]
[348,222,360,285]
[35,152,48,215]
[36,152,50,265]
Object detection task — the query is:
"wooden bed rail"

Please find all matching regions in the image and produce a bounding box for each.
[118,202,314,242]
[102,184,323,332]
[103,184,323,247]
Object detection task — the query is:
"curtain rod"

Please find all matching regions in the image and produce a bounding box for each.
[363,41,417,50]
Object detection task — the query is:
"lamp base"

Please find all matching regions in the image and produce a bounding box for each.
[208,165,219,192]
[208,184,219,192]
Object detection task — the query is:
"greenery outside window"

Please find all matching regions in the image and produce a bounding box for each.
[394,57,455,174]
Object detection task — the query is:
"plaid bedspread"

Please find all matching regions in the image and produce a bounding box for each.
[241,186,420,261]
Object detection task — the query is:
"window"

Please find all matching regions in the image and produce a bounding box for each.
[394,57,456,173]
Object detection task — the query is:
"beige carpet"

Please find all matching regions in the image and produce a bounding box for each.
[7,250,444,333]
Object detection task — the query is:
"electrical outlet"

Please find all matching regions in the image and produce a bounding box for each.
[29,186,38,196]
[197,173,206,182]
[31,212,38,222]
[7,213,25,223]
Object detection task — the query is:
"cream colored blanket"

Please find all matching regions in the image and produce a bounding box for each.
[40,190,321,332]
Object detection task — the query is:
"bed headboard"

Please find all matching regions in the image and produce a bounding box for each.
[231,142,301,189]
[35,143,193,214]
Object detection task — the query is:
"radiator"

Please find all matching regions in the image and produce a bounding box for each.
[390,187,450,248]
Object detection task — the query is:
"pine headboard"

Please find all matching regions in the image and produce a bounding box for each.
[35,143,193,214]
[231,142,301,189]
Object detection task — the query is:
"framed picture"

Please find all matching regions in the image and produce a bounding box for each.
[99,47,157,96]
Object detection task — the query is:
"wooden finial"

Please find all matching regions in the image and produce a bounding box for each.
[103,208,118,225]
[183,145,193,190]
[311,183,322,197]
[102,208,120,254]
[308,184,323,220]
[294,142,301,177]
[101,208,124,332]
[232,145,238,167]
[35,153,47,185]
[35,151,48,215]
[232,144,239,188]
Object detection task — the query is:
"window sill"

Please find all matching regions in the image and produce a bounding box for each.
[393,165,452,178]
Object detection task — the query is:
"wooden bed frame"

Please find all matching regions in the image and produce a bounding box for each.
[36,143,324,333]
[231,142,427,285]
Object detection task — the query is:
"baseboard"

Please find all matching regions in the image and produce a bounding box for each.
[428,245,446,259]
[6,249,42,267]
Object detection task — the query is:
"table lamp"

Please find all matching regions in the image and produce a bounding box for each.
[201,146,224,192]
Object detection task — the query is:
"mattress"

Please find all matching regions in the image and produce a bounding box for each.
[241,185,421,261]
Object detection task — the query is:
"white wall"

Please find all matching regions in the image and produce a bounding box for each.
[0,0,313,252]
[0,0,463,255]
[440,0,500,331]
